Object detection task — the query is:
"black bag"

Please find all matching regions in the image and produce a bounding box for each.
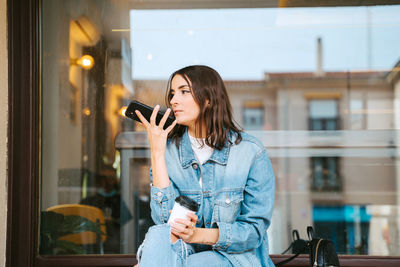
[279,230,309,255]
[307,226,340,267]
[275,226,340,267]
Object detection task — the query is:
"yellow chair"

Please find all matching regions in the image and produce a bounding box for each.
[46,204,106,253]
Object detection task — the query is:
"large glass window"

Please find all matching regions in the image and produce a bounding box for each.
[40,0,400,257]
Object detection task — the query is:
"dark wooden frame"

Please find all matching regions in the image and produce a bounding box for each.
[7,0,40,266]
[6,0,400,266]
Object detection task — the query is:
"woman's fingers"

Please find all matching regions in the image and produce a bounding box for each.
[165,119,178,133]
[170,219,196,243]
[171,227,185,239]
[135,105,177,133]
[187,212,198,222]
[142,104,176,132]
[158,108,171,128]
[134,110,150,128]
[174,218,190,226]
[173,219,194,231]
[136,105,176,133]
[149,104,160,125]
[171,221,187,232]
[171,224,193,237]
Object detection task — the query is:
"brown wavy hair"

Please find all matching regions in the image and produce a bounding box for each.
[165,65,242,150]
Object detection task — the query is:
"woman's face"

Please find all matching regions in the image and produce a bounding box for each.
[169,74,200,131]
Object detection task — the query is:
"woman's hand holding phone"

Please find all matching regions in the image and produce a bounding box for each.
[135,105,177,154]
[132,102,176,189]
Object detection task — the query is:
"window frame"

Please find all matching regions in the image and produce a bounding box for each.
[6,0,400,266]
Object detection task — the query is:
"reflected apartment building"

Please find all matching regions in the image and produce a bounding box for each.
[132,65,400,255]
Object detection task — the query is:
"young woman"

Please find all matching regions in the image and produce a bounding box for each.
[134,65,275,267]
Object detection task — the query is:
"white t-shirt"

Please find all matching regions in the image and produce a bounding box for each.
[188,133,214,187]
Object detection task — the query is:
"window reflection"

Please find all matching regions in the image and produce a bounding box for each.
[311,157,341,192]
[313,205,370,255]
[309,99,339,131]
[243,101,264,130]
[40,0,400,256]
[80,165,132,253]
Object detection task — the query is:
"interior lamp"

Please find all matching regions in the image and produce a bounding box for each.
[118,106,128,117]
[71,55,95,70]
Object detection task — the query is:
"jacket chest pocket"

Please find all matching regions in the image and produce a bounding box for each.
[212,190,243,223]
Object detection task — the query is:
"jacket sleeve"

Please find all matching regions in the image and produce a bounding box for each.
[149,167,179,224]
[212,149,275,253]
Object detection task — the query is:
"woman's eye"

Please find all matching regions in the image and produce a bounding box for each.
[182,90,191,94]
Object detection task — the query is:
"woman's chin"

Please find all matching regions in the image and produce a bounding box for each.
[177,122,188,126]
[174,118,195,128]
[175,119,187,126]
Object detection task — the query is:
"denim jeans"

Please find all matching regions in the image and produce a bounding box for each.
[137,224,234,267]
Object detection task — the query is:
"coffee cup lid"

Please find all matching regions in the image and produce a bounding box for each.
[175,195,199,212]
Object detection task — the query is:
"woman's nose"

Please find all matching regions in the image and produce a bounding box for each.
[170,94,178,105]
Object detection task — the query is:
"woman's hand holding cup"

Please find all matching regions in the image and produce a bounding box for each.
[170,212,198,243]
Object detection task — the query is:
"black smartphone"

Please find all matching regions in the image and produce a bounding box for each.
[125,100,175,129]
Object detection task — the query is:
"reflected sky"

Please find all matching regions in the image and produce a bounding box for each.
[130,6,400,80]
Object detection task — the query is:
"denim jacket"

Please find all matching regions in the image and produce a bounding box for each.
[149,129,275,267]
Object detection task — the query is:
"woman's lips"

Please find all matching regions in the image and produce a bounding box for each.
[174,110,182,115]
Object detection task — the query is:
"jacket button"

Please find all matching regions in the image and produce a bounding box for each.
[192,163,198,170]
[225,198,231,204]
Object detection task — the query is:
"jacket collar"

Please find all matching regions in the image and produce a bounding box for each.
[179,128,231,168]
